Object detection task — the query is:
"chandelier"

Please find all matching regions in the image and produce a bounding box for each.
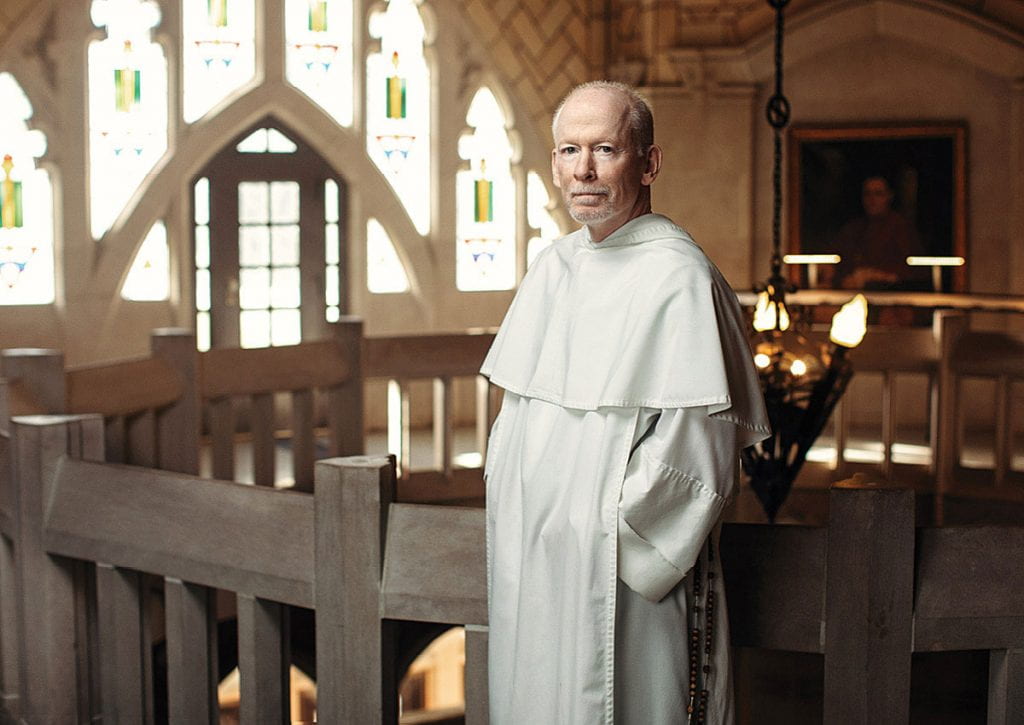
[740,0,868,522]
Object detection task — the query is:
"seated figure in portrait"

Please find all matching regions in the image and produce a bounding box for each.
[823,174,929,291]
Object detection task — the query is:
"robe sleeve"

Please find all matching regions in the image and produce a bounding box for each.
[618,405,739,602]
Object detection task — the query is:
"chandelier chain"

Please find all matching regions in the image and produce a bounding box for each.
[766,0,790,286]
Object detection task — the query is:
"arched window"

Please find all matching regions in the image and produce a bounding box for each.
[0,73,54,305]
[88,0,168,239]
[456,88,516,291]
[366,0,431,234]
[285,0,354,126]
[527,171,560,266]
[121,220,170,300]
[181,0,256,122]
[366,218,410,294]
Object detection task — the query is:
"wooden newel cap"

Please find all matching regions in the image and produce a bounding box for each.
[830,472,910,491]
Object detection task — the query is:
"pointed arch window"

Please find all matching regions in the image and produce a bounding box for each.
[285,0,354,126]
[88,0,169,239]
[0,73,54,305]
[182,0,256,122]
[527,171,560,267]
[366,0,430,234]
[456,88,516,291]
[366,218,410,293]
[121,220,170,300]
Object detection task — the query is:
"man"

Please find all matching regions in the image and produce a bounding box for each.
[828,175,927,291]
[481,82,770,724]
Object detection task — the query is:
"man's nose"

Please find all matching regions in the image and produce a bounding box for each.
[573,150,596,181]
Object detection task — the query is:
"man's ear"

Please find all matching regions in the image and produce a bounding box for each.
[641,145,663,187]
[551,148,562,189]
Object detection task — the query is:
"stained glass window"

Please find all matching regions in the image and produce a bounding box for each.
[456,88,515,291]
[121,220,170,300]
[182,0,256,123]
[285,0,353,126]
[366,218,410,293]
[194,177,212,351]
[527,171,560,267]
[325,179,342,321]
[366,0,430,234]
[0,73,54,305]
[88,0,168,238]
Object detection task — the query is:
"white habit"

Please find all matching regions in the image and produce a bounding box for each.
[481,214,770,724]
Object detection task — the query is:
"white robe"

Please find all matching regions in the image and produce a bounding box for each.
[482,214,770,724]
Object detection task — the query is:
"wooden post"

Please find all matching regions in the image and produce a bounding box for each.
[164,578,218,724]
[934,310,966,524]
[0,348,66,414]
[237,593,290,724]
[464,624,489,725]
[823,478,914,724]
[151,329,200,475]
[12,415,103,724]
[0,381,16,714]
[314,455,396,723]
[988,648,1024,724]
[291,389,315,492]
[95,563,152,724]
[327,317,364,458]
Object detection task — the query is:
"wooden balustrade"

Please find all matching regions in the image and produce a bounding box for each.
[2,420,1021,723]
[1,309,1020,509]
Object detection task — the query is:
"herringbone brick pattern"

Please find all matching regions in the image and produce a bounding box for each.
[458,0,603,137]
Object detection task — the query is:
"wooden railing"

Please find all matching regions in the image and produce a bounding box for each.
[363,332,498,504]
[2,308,1022,511]
[0,419,1021,723]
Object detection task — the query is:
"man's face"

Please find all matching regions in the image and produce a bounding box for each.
[862,177,893,217]
[551,89,658,241]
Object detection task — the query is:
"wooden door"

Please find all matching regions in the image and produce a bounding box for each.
[193,122,346,349]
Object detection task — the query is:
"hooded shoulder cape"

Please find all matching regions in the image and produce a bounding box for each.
[481,213,770,443]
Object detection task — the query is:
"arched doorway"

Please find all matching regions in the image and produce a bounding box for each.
[193,118,347,350]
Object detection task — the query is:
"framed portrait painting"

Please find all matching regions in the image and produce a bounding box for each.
[786,123,967,292]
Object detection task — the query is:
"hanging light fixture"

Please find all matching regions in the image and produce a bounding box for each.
[741,0,869,522]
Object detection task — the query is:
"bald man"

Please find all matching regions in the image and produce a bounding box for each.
[481,82,770,724]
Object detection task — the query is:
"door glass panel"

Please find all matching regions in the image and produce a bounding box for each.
[240,309,271,348]
[270,308,302,346]
[271,224,300,265]
[236,179,304,347]
[239,267,270,308]
[270,267,301,308]
[239,225,270,266]
[270,181,300,223]
[238,181,269,224]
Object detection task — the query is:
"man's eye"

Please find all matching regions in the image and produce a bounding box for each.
[560,147,578,155]
[595,146,614,154]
